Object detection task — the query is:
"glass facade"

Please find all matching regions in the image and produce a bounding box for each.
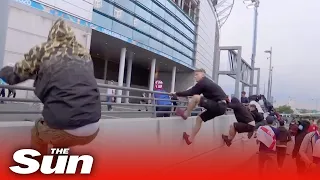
[92,0,196,66]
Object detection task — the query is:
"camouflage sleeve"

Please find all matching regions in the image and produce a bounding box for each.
[14,45,44,81]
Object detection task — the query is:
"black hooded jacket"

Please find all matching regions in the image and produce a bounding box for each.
[228,97,254,124]
[251,109,264,123]
[292,120,310,158]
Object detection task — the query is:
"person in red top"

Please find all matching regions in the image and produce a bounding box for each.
[308,119,319,133]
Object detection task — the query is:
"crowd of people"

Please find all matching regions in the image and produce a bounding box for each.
[0,19,318,177]
[171,67,320,176]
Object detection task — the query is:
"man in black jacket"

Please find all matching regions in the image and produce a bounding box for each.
[172,68,228,145]
[0,19,101,155]
[292,120,310,176]
[222,97,256,146]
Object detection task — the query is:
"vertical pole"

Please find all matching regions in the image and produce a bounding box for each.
[188,1,192,16]
[256,68,260,95]
[149,59,156,91]
[149,59,156,117]
[116,48,126,103]
[103,59,108,84]
[125,52,133,103]
[234,47,242,99]
[0,0,9,68]
[249,4,259,96]
[267,47,272,101]
[171,66,176,93]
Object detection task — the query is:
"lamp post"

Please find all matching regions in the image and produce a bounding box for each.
[311,98,319,111]
[264,47,272,101]
[243,0,260,96]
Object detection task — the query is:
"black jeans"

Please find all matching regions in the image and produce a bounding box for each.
[276,147,287,168]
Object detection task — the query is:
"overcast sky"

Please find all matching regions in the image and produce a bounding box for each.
[218,0,320,109]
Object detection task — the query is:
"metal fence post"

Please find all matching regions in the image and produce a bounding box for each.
[152,93,157,118]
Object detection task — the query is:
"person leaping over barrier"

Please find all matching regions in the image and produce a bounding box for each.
[171,68,228,145]
[0,18,101,156]
[222,97,256,147]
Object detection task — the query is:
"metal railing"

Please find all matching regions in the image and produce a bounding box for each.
[0,83,210,119]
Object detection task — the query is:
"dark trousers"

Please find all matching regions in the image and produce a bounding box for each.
[156,107,171,117]
[0,89,5,97]
[276,146,287,168]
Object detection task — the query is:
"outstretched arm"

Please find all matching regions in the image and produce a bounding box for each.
[175,81,204,97]
[0,45,44,85]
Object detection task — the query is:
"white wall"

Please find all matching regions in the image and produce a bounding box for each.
[33,0,94,21]
[4,2,92,99]
[195,0,218,78]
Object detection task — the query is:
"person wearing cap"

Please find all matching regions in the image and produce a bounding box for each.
[292,120,311,176]
[171,68,228,145]
[256,116,280,176]
[154,80,172,117]
[276,120,292,171]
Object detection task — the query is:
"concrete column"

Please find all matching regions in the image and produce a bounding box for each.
[125,52,134,103]
[234,48,242,99]
[149,58,156,91]
[0,0,9,68]
[256,68,260,95]
[177,0,182,6]
[171,66,176,92]
[181,0,185,9]
[188,1,192,16]
[103,59,108,84]
[116,48,126,103]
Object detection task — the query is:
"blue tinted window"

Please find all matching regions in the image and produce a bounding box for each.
[133,18,150,34]
[157,0,166,6]
[162,44,173,56]
[150,15,163,29]
[163,24,174,36]
[113,7,133,26]
[134,5,151,21]
[112,21,133,38]
[150,26,163,40]
[149,39,162,51]
[92,13,113,30]
[133,30,149,45]
[165,1,176,14]
[114,0,135,12]
[136,0,152,8]
[96,1,114,16]
[164,12,174,25]
[173,40,182,52]
[163,34,173,45]
[151,3,165,18]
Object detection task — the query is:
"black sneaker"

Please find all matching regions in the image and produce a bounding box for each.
[222,135,232,147]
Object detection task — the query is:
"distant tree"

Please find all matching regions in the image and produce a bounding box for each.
[276,105,294,114]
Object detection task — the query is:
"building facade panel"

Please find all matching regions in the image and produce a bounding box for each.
[92,0,196,67]
[31,0,94,21]
[194,0,218,78]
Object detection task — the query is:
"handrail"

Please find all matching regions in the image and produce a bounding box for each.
[0,84,232,119]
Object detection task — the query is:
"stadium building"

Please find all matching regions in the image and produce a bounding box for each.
[0,0,234,99]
